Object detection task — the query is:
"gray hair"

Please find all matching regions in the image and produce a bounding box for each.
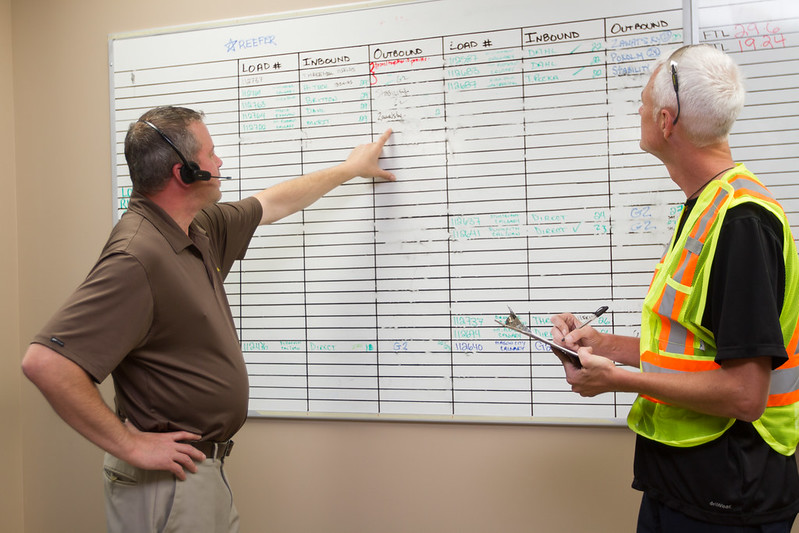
[650,44,745,146]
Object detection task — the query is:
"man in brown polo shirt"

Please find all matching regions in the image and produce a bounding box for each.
[21,106,395,533]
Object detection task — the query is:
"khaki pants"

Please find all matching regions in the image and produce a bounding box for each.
[103,453,240,533]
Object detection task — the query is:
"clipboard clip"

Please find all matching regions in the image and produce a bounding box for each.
[502,306,527,331]
[495,306,582,368]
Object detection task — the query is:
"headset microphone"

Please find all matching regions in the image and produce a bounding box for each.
[140,120,231,183]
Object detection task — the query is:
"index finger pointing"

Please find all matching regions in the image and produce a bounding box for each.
[376,128,392,147]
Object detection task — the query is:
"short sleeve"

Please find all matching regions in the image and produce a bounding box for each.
[31,253,154,383]
[706,203,786,366]
[193,196,262,277]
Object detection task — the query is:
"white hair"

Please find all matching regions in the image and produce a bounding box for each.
[650,44,745,146]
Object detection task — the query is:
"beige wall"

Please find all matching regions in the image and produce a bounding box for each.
[2,0,22,531]
[7,1,688,532]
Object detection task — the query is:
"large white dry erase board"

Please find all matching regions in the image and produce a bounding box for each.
[109,0,799,425]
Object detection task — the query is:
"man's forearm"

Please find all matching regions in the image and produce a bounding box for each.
[21,343,133,458]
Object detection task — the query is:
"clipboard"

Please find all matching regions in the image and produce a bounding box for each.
[496,307,582,368]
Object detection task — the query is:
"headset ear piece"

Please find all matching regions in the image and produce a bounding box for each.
[180,162,198,184]
[181,161,211,184]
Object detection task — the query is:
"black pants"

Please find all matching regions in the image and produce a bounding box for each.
[637,494,795,533]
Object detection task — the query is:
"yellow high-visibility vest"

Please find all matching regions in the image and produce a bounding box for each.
[628,165,799,456]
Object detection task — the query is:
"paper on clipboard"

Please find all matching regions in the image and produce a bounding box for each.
[496,307,582,368]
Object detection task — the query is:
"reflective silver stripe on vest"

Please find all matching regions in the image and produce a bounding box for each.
[730,174,772,199]
[666,312,691,352]
[770,365,799,396]
[641,360,681,374]
[658,282,690,351]
[658,282,689,352]
[684,236,703,256]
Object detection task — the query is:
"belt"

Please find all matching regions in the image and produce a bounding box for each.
[187,440,234,459]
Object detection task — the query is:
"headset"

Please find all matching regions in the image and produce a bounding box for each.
[139,119,230,183]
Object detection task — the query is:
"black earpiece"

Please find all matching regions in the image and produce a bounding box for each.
[139,120,228,183]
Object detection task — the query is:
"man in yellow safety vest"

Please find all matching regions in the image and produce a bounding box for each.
[551,44,799,532]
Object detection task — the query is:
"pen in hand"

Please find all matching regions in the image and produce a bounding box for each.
[562,305,608,341]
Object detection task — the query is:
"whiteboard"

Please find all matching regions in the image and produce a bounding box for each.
[109,0,799,425]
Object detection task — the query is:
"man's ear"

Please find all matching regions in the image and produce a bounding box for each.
[170,163,191,188]
[659,108,676,139]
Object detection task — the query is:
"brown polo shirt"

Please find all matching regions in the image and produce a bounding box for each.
[33,191,262,441]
